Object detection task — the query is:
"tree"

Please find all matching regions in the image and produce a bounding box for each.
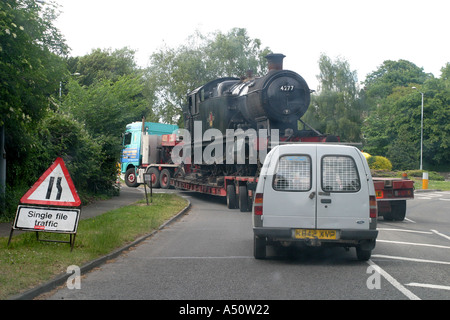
[60,48,151,198]
[303,54,363,142]
[363,59,430,101]
[362,59,449,170]
[63,74,148,138]
[1,0,68,127]
[0,0,69,216]
[67,47,138,87]
[146,28,271,125]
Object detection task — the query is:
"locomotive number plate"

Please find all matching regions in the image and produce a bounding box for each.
[280,85,294,92]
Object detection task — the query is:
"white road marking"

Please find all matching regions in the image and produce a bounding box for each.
[367,260,420,300]
[431,229,450,241]
[377,239,450,249]
[378,228,432,234]
[372,254,450,265]
[406,283,450,291]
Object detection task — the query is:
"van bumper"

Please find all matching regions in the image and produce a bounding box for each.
[253,228,378,241]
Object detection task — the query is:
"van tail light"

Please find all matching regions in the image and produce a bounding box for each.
[254,193,263,215]
[369,196,378,218]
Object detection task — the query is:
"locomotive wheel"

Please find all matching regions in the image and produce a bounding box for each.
[226,184,238,209]
[239,185,249,212]
[159,169,171,189]
[125,168,139,188]
[147,167,160,188]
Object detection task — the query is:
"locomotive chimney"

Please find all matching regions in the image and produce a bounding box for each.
[265,53,286,71]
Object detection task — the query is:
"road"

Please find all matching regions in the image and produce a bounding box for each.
[46,189,450,301]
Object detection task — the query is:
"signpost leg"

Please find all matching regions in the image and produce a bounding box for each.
[70,234,76,252]
[144,180,149,206]
[7,228,14,246]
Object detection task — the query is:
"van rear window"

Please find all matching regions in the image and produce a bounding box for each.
[273,155,311,191]
[322,156,360,192]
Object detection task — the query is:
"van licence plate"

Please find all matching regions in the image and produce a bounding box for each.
[294,229,337,240]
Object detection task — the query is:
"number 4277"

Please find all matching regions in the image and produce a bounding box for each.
[280,85,294,92]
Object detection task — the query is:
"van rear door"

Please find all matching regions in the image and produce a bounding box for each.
[316,145,369,230]
[262,144,369,231]
[262,145,317,229]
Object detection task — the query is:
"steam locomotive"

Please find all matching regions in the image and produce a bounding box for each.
[178,53,335,177]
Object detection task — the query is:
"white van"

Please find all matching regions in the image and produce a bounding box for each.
[252,144,378,261]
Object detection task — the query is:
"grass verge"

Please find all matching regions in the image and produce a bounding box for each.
[412,179,450,191]
[0,193,188,300]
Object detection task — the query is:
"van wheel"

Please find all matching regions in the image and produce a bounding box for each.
[356,246,372,261]
[147,167,160,188]
[227,184,238,209]
[239,185,249,212]
[254,235,266,259]
[159,169,171,189]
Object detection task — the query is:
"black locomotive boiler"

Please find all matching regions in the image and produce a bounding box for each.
[179,53,334,178]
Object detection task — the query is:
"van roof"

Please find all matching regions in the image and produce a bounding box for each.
[273,143,359,151]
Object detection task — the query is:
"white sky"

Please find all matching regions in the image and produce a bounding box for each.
[53,0,449,90]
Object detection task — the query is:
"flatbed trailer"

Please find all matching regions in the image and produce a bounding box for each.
[171,175,258,212]
[170,174,415,221]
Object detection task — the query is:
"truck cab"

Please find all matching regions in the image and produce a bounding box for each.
[252,144,378,260]
[121,121,178,187]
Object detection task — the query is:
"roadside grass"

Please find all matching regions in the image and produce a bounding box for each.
[0,193,188,300]
[412,179,450,191]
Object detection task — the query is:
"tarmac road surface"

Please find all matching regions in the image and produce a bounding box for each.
[44,189,450,301]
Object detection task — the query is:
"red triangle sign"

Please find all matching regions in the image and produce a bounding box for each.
[20,157,81,207]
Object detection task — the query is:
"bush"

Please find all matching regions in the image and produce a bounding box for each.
[367,156,393,171]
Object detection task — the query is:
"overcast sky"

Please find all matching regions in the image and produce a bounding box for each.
[53,0,449,90]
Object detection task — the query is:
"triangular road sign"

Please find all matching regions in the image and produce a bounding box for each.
[20,157,81,207]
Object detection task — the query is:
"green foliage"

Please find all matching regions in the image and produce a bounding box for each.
[362,60,449,170]
[367,156,393,171]
[0,0,68,127]
[67,47,138,87]
[147,28,271,125]
[0,0,69,217]
[37,112,118,198]
[363,59,429,100]
[62,74,149,137]
[303,54,364,142]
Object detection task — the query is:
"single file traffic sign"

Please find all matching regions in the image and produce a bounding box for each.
[20,157,81,207]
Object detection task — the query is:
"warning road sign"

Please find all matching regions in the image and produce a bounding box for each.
[20,157,81,207]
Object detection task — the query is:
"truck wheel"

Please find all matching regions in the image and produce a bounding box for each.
[254,235,266,259]
[159,169,171,189]
[147,167,160,188]
[383,211,394,221]
[125,168,139,188]
[226,184,237,209]
[239,185,249,212]
[356,246,372,261]
[391,200,406,221]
